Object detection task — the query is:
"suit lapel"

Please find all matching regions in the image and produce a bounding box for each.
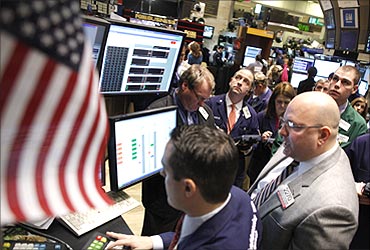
[258,146,342,218]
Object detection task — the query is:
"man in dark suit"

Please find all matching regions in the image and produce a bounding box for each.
[297,66,317,94]
[248,92,358,249]
[345,133,370,250]
[206,68,259,188]
[106,125,262,250]
[141,64,216,236]
[247,71,272,113]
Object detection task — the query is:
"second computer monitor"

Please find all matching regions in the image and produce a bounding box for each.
[99,20,185,95]
[107,106,177,192]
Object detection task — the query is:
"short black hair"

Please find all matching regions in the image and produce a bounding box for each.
[308,67,317,77]
[168,125,238,203]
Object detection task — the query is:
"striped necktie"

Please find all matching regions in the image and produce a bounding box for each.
[168,213,185,250]
[253,160,299,209]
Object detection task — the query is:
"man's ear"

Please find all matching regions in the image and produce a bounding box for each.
[183,179,196,198]
[181,81,189,91]
[351,84,358,95]
[318,126,331,146]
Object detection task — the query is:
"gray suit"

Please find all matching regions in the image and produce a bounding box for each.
[248,145,359,250]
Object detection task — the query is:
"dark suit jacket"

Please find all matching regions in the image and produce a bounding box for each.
[297,77,315,94]
[205,94,259,187]
[205,94,259,139]
[248,145,359,250]
[247,88,272,113]
[160,186,262,250]
[141,92,215,235]
[345,133,370,250]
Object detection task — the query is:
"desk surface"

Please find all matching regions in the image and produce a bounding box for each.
[39,217,132,250]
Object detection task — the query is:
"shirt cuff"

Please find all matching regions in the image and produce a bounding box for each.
[151,235,164,250]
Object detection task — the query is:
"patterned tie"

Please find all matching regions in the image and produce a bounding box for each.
[168,214,185,250]
[228,104,236,134]
[253,160,299,209]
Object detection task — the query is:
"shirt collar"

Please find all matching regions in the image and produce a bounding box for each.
[226,94,243,111]
[180,193,231,241]
[338,100,348,114]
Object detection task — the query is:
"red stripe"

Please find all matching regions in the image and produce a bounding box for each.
[58,72,79,211]
[77,68,97,207]
[6,55,56,221]
[94,116,112,204]
[35,61,75,215]
[0,42,29,114]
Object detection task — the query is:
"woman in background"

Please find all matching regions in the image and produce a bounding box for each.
[187,41,203,65]
[247,82,296,185]
[351,96,368,120]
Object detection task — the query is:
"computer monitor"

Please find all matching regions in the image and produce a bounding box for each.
[203,25,215,39]
[99,20,185,95]
[339,29,359,51]
[290,72,308,88]
[324,9,335,29]
[358,80,369,97]
[292,57,315,74]
[314,59,341,78]
[326,29,336,49]
[242,46,262,67]
[108,106,177,192]
[82,15,110,73]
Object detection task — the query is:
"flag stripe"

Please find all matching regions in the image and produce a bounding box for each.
[7,55,56,220]
[0,42,28,114]
[77,68,97,207]
[35,64,77,216]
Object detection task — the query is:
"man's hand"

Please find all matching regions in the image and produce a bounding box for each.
[105,232,153,250]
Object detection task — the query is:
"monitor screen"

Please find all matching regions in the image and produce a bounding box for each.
[203,25,215,39]
[339,29,358,51]
[290,72,308,88]
[108,106,177,192]
[358,80,369,96]
[242,46,262,66]
[314,59,341,78]
[99,20,185,95]
[326,29,335,49]
[324,9,335,29]
[292,57,315,74]
[82,15,110,73]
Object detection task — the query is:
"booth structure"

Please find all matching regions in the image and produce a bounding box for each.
[235,27,274,66]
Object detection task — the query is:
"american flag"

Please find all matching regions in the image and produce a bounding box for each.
[1,1,112,225]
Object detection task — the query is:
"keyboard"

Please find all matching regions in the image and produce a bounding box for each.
[59,191,140,236]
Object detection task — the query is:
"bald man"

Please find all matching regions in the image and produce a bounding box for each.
[248,92,358,249]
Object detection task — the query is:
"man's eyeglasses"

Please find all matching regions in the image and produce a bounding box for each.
[280,117,323,131]
[191,89,207,102]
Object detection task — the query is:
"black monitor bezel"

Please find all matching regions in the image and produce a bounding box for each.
[203,25,215,39]
[107,106,177,192]
[99,18,186,96]
[81,15,110,75]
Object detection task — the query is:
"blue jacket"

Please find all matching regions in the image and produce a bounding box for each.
[160,186,262,250]
[205,94,259,139]
[247,88,272,113]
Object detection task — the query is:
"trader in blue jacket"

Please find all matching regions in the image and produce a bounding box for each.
[206,68,259,188]
[106,125,262,250]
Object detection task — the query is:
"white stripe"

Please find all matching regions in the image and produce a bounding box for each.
[1,43,45,223]
[19,62,72,219]
[16,56,50,220]
[65,44,106,212]
[83,72,109,208]
[0,32,17,225]
[0,32,15,77]
[42,66,78,216]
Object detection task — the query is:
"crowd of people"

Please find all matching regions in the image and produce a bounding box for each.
[105,48,369,249]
